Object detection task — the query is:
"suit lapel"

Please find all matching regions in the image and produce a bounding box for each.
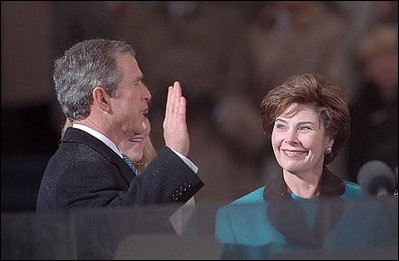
[62,127,133,185]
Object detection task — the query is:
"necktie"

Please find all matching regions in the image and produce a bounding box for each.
[122,154,138,176]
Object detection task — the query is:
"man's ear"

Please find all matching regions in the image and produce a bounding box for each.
[92,86,112,114]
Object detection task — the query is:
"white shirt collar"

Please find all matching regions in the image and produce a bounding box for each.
[72,123,123,158]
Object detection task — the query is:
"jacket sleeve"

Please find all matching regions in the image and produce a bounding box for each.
[126,147,204,204]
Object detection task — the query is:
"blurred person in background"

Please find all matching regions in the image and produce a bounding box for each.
[347,24,398,181]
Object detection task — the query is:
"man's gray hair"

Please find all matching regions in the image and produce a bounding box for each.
[53,39,135,120]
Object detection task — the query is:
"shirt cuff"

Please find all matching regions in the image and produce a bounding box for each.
[170,148,199,174]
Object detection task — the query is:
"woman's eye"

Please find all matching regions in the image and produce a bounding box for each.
[298,126,311,130]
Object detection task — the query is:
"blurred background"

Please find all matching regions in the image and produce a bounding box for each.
[2,1,397,212]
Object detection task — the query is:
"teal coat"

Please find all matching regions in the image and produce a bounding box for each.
[215,168,396,259]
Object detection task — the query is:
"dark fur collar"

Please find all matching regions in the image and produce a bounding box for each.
[263,166,345,200]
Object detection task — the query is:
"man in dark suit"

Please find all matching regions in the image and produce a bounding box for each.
[36,39,204,212]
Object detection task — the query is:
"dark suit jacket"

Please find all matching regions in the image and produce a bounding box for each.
[36,127,204,212]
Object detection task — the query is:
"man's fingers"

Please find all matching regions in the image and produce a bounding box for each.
[178,96,186,122]
[172,82,181,115]
[165,85,173,117]
[173,81,182,98]
[165,81,185,124]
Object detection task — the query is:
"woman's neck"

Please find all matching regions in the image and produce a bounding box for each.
[283,170,322,199]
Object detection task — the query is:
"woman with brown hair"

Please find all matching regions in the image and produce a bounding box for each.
[213,73,388,260]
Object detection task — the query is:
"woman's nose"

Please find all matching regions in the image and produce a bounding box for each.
[285,127,298,143]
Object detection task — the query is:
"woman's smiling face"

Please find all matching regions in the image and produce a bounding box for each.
[271,103,333,175]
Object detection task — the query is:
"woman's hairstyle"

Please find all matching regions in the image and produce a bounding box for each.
[135,137,156,172]
[259,73,350,164]
[53,39,135,121]
[61,119,156,172]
